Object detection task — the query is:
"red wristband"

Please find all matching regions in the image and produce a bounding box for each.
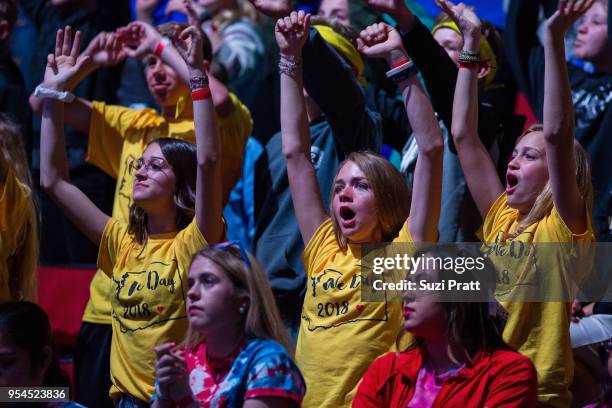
[458,62,480,70]
[391,58,410,69]
[191,88,211,101]
[154,39,168,58]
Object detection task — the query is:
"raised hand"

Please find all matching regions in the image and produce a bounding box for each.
[44,26,91,92]
[115,21,162,60]
[82,31,127,68]
[175,24,205,73]
[135,0,160,22]
[165,0,190,15]
[275,11,311,57]
[364,0,414,25]
[247,0,291,19]
[545,0,595,36]
[436,0,481,36]
[356,23,406,64]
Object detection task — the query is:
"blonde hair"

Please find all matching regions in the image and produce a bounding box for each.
[212,0,261,32]
[183,246,292,354]
[506,124,593,240]
[330,151,411,250]
[0,116,38,301]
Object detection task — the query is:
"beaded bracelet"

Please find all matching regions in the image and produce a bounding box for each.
[189,75,209,91]
[278,54,302,78]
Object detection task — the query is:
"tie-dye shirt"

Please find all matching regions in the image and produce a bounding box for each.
[183,338,305,407]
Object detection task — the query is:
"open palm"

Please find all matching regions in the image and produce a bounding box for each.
[44,26,91,91]
[545,0,595,35]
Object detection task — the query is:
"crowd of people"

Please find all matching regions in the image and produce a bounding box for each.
[0,0,611,406]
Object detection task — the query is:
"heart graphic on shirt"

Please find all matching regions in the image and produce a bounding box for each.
[356,304,364,312]
[156,306,164,313]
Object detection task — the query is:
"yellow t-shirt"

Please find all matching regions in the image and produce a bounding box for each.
[296,219,413,408]
[82,94,252,324]
[480,193,594,408]
[98,217,207,401]
[0,167,36,302]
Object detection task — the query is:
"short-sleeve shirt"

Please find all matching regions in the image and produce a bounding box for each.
[182,338,305,407]
[98,217,208,401]
[296,219,413,408]
[480,192,594,408]
[83,93,252,324]
[0,167,36,302]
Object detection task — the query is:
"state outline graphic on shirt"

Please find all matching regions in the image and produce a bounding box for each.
[302,263,391,332]
[483,230,543,299]
[112,259,187,333]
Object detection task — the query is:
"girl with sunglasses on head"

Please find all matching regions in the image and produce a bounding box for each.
[39,23,223,406]
[151,243,305,407]
[277,10,443,407]
[441,0,595,405]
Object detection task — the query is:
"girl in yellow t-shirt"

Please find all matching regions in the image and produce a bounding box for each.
[440,0,595,406]
[276,12,443,407]
[0,115,37,302]
[38,25,224,404]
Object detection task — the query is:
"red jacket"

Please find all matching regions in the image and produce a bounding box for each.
[353,347,537,408]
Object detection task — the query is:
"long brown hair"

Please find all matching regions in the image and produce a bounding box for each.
[402,246,506,363]
[128,138,197,245]
[0,116,38,301]
[183,246,292,354]
[330,151,411,250]
[506,124,593,240]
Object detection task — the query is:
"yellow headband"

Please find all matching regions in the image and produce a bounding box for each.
[314,24,367,87]
[432,20,497,89]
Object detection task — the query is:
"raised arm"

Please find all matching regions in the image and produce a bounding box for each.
[118,1,234,117]
[277,11,327,244]
[504,0,547,115]
[438,0,503,217]
[30,30,130,133]
[175,23,224,243]
[39,27,109,245]
[358,23,443,242]
[541,0,593,233]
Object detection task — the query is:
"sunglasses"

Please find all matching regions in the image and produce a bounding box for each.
[211,240,252,270]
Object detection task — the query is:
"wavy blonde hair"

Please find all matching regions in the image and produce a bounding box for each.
[183,246,292,354]
[330,151,411,250]
[0,116,38,301]
[212,0,261,31]
[505,124,593,240]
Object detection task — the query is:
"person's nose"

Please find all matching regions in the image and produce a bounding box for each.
[338,185,352,202]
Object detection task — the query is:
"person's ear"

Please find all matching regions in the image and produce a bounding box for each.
[0,20,10,44]
[237,290,250,315]
[40,346,53,372]
[202,59,210,72]
[477,64,491,81]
